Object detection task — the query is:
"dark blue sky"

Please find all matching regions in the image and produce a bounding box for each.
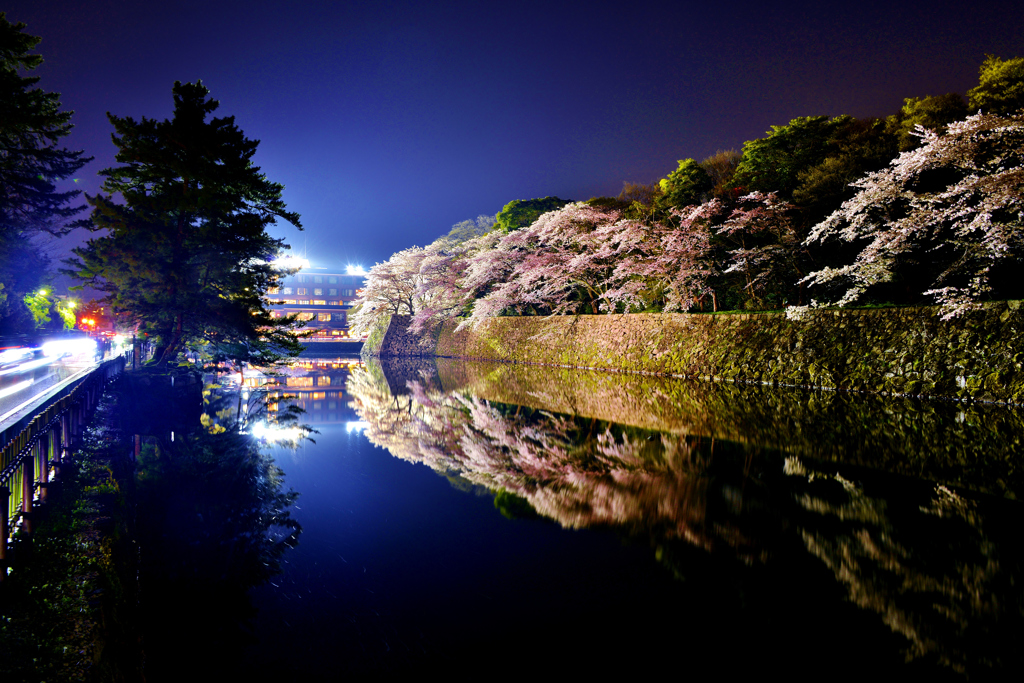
[7,0,1023,271]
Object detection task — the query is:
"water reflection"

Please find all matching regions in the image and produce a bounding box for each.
[347,357,1024,676]
[261,358,363,425]
[123,374,302,682]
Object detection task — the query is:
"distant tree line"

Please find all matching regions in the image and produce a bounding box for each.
[352,55,1024,335]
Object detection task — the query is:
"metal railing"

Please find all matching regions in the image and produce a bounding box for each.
[0,356,128,578]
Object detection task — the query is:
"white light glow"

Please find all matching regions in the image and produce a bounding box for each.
[42,337,97,359]
[346,265,366,276]
[346,421,369,433]
[252,421,304,443]
[274,255,310,271]
[0,379,33,398]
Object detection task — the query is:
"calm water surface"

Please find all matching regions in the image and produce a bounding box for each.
[213,358,1024,679]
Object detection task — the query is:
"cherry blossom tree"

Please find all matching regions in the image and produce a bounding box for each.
[462,201,722,325]
[409,231,500,335]
[802,112,1024,317]
[715,192,801,308]
[464,202,627,324]
[348,246,426,336]
[605,203,719,313]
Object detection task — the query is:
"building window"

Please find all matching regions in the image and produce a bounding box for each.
[314,276,323,283]
[329,300,339,305]
[282,287,293,294]
[328,277,337,284]
[298,275,307,283]
[318,312,331,322]
[314,288,323,295]
[297,312,314,321]
[297,288,307,295]
[299,299,310,305]
[328,288,337,295]
[283,299,297,304]
[268,287,279,294]
[313,299,326,305]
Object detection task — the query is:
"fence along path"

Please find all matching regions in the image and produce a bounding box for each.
[0,356,128,580]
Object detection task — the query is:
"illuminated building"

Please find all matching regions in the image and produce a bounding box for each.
[268,267,366,340]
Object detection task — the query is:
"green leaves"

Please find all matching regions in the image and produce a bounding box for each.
[968,55,1024,116]
[69,81,302,366]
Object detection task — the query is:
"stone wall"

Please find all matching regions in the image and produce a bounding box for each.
[411,303,1024,403]
[362,314,431,359]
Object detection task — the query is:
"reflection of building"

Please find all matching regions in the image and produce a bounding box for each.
[265,359,362,424]
[268,268,366,340]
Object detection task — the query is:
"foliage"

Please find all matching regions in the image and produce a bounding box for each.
[968,55,1024,115]
[0,13,90,334]
[67,81,302,366]
[21,287,78,330]
[733,115,858,198]
[884,93,968,151]
[22,287,51,327]
[655,158,712,210]
[440,214,496,244]
[802,111,1024,317]
[493,196,572,234]
[616,181,661,207]
[56,296,78,329]
[699,149,742,197]
[0,13,90,238]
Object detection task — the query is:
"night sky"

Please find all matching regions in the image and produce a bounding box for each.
[6,0,1023,274]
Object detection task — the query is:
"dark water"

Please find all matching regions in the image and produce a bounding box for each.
[137,358,1024,680]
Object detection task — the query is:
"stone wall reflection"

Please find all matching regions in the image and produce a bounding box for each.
[348,357,1024,675]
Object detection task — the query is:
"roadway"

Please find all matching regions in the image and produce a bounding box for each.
[0,351,104,433]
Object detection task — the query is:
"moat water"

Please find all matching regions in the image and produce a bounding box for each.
[138,357,1024,680]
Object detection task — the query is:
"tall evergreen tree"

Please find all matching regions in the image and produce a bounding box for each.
[0,13,90,333]
[68,81,303,366]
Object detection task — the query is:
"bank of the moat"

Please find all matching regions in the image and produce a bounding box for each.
[365,302,1024,403]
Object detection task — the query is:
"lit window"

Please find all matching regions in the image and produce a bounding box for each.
[298,312,314,321]
[283,287,293,294]
[283,299,297,304]
[313,299,326,305]
[268,287,280,294]
[318,312,331,322]
[299,300,310,305]
[297,288,307,295]
[314,288,323,295]
[328,288,337,295]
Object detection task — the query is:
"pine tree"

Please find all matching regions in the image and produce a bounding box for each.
[68,81,303,366]
[0,13,90,332]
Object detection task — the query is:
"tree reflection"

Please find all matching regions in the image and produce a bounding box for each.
[128,392,301,681]
[348,358,1024,676]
